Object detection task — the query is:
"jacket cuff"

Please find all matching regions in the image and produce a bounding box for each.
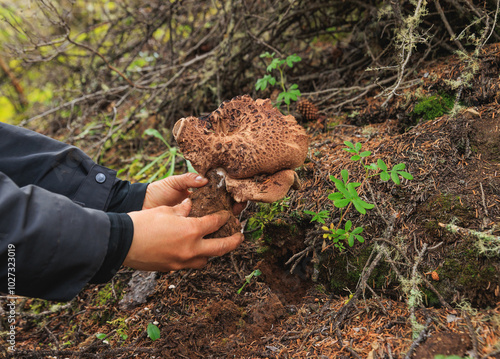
[72,164,117,210]
[90,213,134,284]
[107,181,148,213]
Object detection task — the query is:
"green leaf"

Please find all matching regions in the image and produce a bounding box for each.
[267,58,281,72]
[303,210,316,215]
[399,171,414,180]
[352,227,363,234]
[360,200,374,209]
[355,142,362,152]
[341,169,349,183]
[255,75,275,91]
[348,234,354,247]
[286,54,302,67]
[260,51,275,58]
[95,333,107,340]
[392,163,406,171]
[334,198,350,208]
[355,234,365,243]
[147,323,161,341]
[353,200,367,214]
[351,155,361,161]
[345,220,352,231]
[391,170,401,185]
[347,182,360,197]
[365,163,379,171]
[328,192,344,201]
[360,151,372,157]
[377,159,388,171]
[380,171,390,181]
[344,141,355,149]
[144,128,169,147]
[336,183,350,198]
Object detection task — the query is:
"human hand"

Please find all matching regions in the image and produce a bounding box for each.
[143,172,248,215]
[124,199,244,271]
[142,173,208,209]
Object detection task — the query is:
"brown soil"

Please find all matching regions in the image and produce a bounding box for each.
[3,44,500,359]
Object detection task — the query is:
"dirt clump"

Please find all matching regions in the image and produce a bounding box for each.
[412,332,472,359]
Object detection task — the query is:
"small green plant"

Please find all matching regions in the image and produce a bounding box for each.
[247,197,290,240]
[237,269,262,294]
[322,220,364,251]
[310,141,413,252]
[95,333,107,341]
[303,209,330,224]
[255,52,301,112]
[136,128,179,182]
[147,322,160,341]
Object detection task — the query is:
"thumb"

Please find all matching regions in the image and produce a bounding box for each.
[172,197,192,216]
[168,172,208,190]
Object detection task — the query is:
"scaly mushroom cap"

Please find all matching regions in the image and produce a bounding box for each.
[173,95,309,179]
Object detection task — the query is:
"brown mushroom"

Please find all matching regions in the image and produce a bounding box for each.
[173,95,309,237]
[173,95,308,178]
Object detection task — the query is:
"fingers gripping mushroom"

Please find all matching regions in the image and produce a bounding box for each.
[173,95,309,237]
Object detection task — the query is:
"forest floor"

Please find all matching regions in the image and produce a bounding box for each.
[2,44,500,359]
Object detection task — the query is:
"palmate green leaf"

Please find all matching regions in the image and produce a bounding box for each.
[286,53,302,67]
[260,51,275,59]
[277,90,299,105]
[267,58,282,72]
[147,323,160,341]
[255,74,275,91]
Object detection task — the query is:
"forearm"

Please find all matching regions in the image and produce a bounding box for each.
[0,122,148,212]
[0,172,112,301]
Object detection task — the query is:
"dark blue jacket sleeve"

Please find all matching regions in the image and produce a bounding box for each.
[0,173,110,301]
[0,123,148,301]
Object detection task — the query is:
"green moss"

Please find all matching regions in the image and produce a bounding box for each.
[436,240,500,306]
[325,245,391,294]
[412,92,454,122]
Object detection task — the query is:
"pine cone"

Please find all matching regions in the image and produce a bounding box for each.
[297,99,319,121]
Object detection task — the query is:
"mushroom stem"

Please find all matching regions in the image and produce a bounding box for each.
[188,169,241,238]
